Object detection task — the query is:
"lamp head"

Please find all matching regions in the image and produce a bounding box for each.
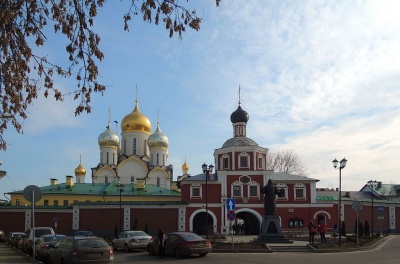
[340,158,347,169]
[332,158,338,169]
[202,163,207,173]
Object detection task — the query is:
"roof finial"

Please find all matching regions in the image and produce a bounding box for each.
[107,107,111,127]
[157,108,160,125]
[80,154,82,165]
[238,85,241,106]
[135,84,139,104]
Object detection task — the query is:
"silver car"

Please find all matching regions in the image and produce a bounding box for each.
[47,236,113,264]
[112,231,153,252]
[35,234,66,261]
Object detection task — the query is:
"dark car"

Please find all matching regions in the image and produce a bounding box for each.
[146,232,212,258]
[35,234,66,261]
[47,236,113,264]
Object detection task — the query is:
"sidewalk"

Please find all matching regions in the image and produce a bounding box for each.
[0,242,40,264]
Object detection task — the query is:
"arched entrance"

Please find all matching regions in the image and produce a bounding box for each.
[192,212,214,236]
[236,211,260,235]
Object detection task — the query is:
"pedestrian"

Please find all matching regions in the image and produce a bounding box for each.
[308,220,317,244]
[333,223,338,236]
[319,220,328,244]
[157,229,166,259]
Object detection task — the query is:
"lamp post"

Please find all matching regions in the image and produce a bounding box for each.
[202,163,214,239]
[332,158,347,247]
[367,180,378,237]
[116,182,125,233]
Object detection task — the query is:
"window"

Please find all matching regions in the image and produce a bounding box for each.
[249,186,258,196]
[192,188,200,197]
[240,176,250,184]
[131,177,135,184]
[157,177,160,187]
[296,189,304,198]
[258,157,263,169]
[44,200,49,206]
[240,156,248,168]
[105,176,109,183]
[233,186,241,196]
[190,185,201,198]
[223,158,229,169]
[63,200,68,206]
[294,183,306,200]
[276,183,288,201]
[16,199,20,206]
[133,138,137,155]
[106,152,109,163]
[157,153,159,165]
[54,200,59,206]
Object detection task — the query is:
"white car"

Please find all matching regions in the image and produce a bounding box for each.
[112,231,153,252]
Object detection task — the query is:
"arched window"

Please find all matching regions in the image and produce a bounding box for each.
[133,138,137,155]
[157,177,160,187]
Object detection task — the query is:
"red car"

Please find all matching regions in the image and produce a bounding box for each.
[146,232,212,258]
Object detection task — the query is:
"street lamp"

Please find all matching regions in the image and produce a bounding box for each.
[116,182,125,233]
[332,157,347,247]
[202,163,214,239]
[367,180,378,237]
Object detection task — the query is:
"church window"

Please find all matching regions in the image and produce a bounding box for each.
[223,158,229,169]
[233,185,242,197]
[54,200,59,206]
[240,156,248,168]
[249,185,258,196]
[296,189,304,198]
[157,154,159,165]
[240,175,250,184]
[192,188,200,197]
[113,153,115,164]
[106,152,109,163]
[258,157,263,169]
[123,139,126,154]
[157,177,160,187]
[63,200,68,206]
[190,185,202,198]
[276,183,288,201]
[44,200,49,206]
[16,199,20,206]
[105,176,109,183]
[100,152,103,163]
[133,138,137,155]
[131,177,134,184]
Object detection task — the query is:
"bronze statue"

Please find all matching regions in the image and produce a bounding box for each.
[260,179,284,215]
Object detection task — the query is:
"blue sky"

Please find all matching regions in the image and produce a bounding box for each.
[1,0,400,199]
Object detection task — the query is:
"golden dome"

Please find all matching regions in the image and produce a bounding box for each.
[182,161,189,171]
[121,100,152,133]
[148,122,169,149]
[74,159,86,177]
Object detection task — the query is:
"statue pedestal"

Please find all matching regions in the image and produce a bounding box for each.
[256,215,293,243]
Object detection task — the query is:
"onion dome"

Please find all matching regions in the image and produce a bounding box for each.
[230,105,249,123]
[182,160,189,171]
[74,158,86,176]
[121,100,152,133]
[148,122,169,149]
[98,125,120,148]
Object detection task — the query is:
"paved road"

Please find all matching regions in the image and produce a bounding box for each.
[1,235,399,264]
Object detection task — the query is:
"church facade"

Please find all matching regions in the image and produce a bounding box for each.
[1,93,399,237]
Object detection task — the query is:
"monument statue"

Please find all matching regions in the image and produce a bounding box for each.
[260,179,284,215]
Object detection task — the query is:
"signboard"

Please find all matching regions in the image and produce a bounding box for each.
[377,205,384,211]
[352,201,363,212]
[226,198,236,211]
[227,210,236,221]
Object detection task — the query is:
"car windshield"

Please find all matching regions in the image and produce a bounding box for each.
[44,235,65,242]
[179,233,204,241]
[130,231,147,237]
[35,229,52,237]
[77,239,108,248]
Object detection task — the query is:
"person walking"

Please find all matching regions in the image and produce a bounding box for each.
[319,221,328,243]
[157,229,166,259]
[308,220,317,244]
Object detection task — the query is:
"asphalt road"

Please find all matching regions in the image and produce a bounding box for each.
[1,235,399,264]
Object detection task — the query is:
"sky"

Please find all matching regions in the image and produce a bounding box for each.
[1,0,400,199]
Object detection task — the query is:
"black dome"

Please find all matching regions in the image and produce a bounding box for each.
[230,105,249,123]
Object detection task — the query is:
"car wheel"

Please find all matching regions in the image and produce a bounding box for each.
[124,244,129,253]
[199,253,208,257]
[147,245,155,255]
[174,248,182,258]
[112,243,117,251]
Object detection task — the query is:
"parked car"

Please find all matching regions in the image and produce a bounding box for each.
[0,229,4,242]
[23,227,55,255]
[112,230,153,252]
[72,230,96,237]
[8,232,26,248]
[146,232,212,258]
[35,234,66,261]
[47,236,113,264]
